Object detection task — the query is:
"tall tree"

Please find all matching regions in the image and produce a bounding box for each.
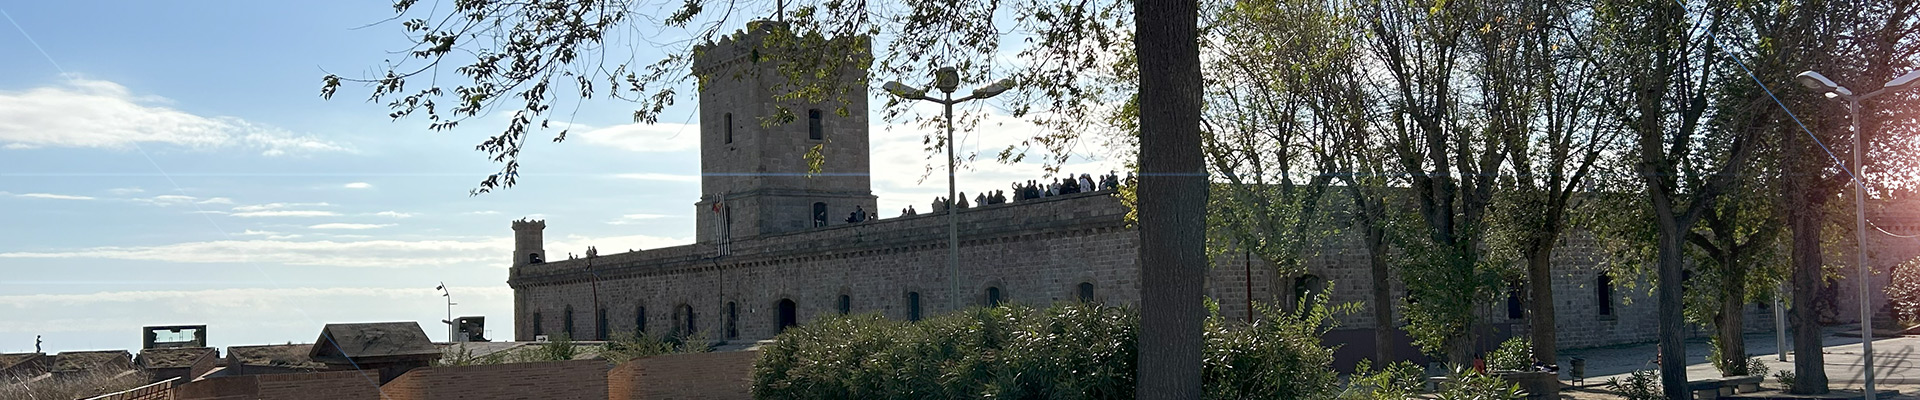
[1474,0,1614,366]
[1355,0,1509,364]
[1593,0,1760,396]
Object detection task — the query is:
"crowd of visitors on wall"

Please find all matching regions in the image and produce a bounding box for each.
[902,171,1130,217]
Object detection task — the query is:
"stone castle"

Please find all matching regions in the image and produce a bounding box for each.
[507,21,1911,367]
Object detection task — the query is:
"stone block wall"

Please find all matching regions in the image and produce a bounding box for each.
[608,351,759,400]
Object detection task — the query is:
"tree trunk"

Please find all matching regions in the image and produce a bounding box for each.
[1655,222,1690,400]
[1787,196,1831,393]
[1716,259,1749,376]
[1361,201,1396,364]
[1133,0,1205,398]
[1525,239,1560,366]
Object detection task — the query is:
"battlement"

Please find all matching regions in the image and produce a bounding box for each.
[512,219,546,231]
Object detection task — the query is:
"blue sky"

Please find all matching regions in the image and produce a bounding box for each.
[0,2,1123,353]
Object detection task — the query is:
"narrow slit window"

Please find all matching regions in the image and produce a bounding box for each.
[808,109,823,140]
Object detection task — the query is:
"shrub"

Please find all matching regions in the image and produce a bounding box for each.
[1339,360,1423,400]
[1773,370,1795,389]
[1606,369,1662,400]
[1434,367,1525,400]
[1486,338,1533,371]
[1890,257,1920,328]
[752,302,1342,400]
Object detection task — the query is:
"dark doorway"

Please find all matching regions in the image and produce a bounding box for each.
[778,299,798,333]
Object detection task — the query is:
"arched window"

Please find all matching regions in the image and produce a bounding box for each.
[597,308,610,340]
[837,294,851,315]
[986,287,1004,307]
[635,306,647,334]
[907,292,922,322]
[676,304,697,336]
[807,109,824,140]
[563,306,575,338]
[724,112,734,144]
[528,253,543,264]
[1077,282,1096,303]
[1597,275,1615,317]
[726,302,739,340]
[813,202,828,227]
[778,299,798,333]
[532,312,544,336]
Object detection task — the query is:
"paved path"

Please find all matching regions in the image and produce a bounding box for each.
[1556,328,1920,398]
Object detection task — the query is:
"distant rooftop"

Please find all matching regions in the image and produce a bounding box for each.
[51,350,131,372]
[227,344,323,370]
[137,347,215,369]
[310,322,441,364]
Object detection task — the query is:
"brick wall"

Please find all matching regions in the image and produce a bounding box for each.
[378,360,609,400]
[171,370,381,400]
[609,351,758,400]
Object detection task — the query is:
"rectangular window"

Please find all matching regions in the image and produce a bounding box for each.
[1597,275,1615,317]
[533,312,543,336]
[808,109,823,140]
[908,292,922,322]
[724,112,734,144]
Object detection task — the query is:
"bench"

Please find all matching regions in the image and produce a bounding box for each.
[1685,375,1763,400]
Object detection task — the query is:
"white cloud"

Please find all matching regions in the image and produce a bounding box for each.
[867,112,1128,219]
[198,197,234,205]
[267,234,302,240]
[606,213,671,225]
[343,182,373,189]
[107,187,144,195]
[308,223,393,230]
[373,211,414,218]
[577,122,699,152]
[132,194,200,206]
[0,234,689,268]
[16,193,94,200]
[238,229,280,236]
[0,77,351,156]
[613,172,700,183]
[232,210,340,218]
[231,202,329,212]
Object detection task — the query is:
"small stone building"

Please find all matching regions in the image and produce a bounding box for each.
[309,322,442,384]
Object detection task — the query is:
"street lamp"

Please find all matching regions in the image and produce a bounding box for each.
[884,67,1016,312]
[1796,69,1920,399]
[436,282,458,342]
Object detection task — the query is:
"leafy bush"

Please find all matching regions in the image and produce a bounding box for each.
[1606,369,1662,400]
[1487,338,1533,371]
[752,302,1343,400]
[1434,367,1524,400]
[1890,257,1920,328]
[1339,360,1423,400]
[1774,370,1795,389]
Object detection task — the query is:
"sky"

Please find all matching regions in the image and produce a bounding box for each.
[0,2,1125,353]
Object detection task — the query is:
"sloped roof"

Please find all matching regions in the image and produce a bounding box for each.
[51,350,131,372]
[137,347,215,369]
[309,322,441,364]
[0,353,42,370]
[227,344,323,370]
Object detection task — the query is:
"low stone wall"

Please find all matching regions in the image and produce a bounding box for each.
[609,351,759,400]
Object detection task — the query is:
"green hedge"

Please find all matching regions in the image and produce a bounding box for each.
[751,303,1339,399]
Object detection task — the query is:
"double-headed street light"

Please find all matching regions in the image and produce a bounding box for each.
[1795,69,1920,400]
[884,67,1016,312]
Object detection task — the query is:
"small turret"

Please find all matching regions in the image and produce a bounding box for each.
[512,219,546,267]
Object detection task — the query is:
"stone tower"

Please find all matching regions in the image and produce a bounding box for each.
[692,21,876,243]
[512,219,546,266]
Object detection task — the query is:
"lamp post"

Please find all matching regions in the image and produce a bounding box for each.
[436,282,458,342]
[883,67,1016,312]
[1795,69,1920,399]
